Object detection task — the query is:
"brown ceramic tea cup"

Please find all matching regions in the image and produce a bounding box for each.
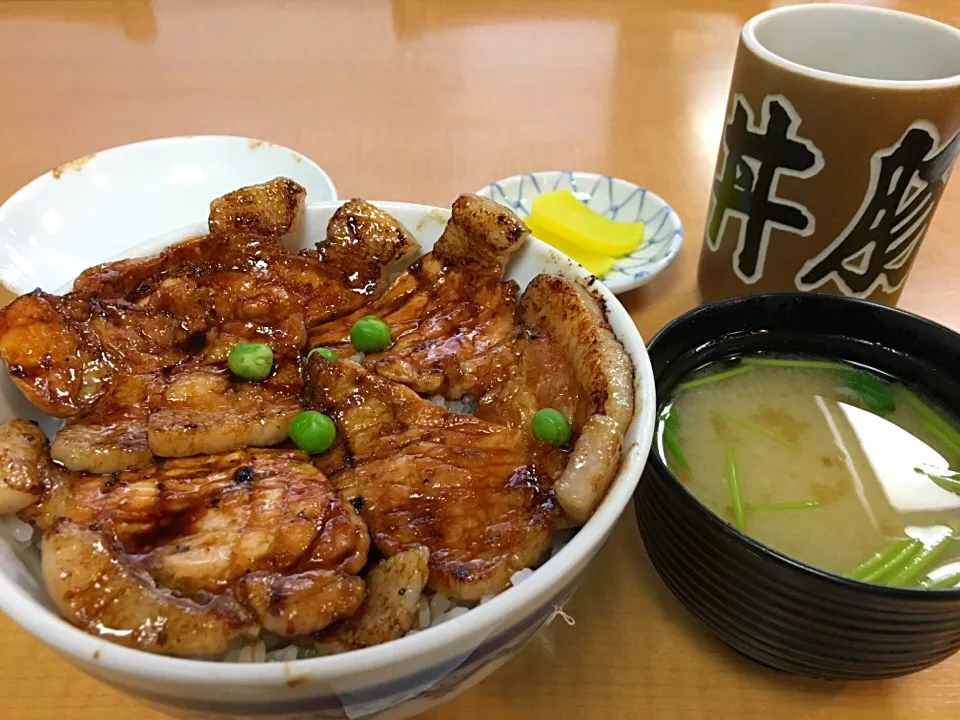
[698,4,960,306]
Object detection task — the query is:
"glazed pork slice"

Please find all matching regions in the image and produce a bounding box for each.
[75,183,419,328]
[0,292,314,474]
[308,194,527,398]
[248,197,420,326]
[516,276,633,435]
[50,349,303,473]
[0,419,47,514]
[75,232,320,331]
[0,291,206,418]
[0,180,421,469]
[49,372,160,473]
[0,282,303,424]
[491,274,635,524]
[44,518,258,657]
[317,198,422,299]
[144,354,303,459]
[73,176,308,299]
[0,424,371,655]
[67,179,299,305]
[318,546,430,651]
[114,245,363,333]
[306,358,559,602]
[25,445,370,589]
[473,325,591,484]
[208,176,306,237]
[0,181,418,446]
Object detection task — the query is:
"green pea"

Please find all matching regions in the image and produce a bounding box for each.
[288,411,337,454]
[307,347,338,362]
[350,316,391,353]
[531,408,572,445]
[227,342,273,381]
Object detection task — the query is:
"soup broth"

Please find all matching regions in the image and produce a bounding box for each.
[658,355,960,590]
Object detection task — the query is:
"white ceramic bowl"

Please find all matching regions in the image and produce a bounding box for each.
[0,135,337,294]
[477,171,683,295]
[0,201,655,720]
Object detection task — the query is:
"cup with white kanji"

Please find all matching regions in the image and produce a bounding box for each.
[698,3,960,306]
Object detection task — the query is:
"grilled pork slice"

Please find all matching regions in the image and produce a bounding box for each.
[0,426,371,655]
[47,346,303,473]
[0,292,205,418]
[0,419,47,514]
[508,275,635,523]
[0,283,305,426]
[307,358,558,602]
[25,446,369,581]
[208,176,306,238]
[237,569,365,638]
[0,181,422,470]
[76,184,419,327]
[49,372,159,473]
[318,546,430,651]
[473,325,589,484]
[73,177,306,301]
[44,518,258,657]
[145,357,303,459]
[308,194,527,398]
[318,198,422,299]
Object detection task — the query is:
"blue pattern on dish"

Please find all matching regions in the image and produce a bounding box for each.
[480,171,683,293]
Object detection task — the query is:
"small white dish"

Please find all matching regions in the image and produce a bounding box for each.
[476,171,683,294]
[0,135,337,294]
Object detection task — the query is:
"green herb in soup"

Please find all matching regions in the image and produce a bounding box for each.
[658,354,960,590]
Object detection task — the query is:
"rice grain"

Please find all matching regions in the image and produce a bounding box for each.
[429,593,451,620]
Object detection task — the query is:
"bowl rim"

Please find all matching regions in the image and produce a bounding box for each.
[643,291,960,599]
[1,134,338,208]
[742,4,960,91]
[0,199,657,687]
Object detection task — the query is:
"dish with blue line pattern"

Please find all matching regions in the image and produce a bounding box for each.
[477,171,683,295]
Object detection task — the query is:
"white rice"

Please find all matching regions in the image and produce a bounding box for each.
[219,589,484,663]
[265,644,301,663]
[510,568,535,586]
[222,634,320,663]
[429,592,451,618]
[416,595,431,629]
[428,394,479,415]
[217,552,559,662]
[8,517,34,549]
[434,606,470,625]
[0,516,36,555]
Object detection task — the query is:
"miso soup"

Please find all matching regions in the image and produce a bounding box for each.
[658,355,960,590]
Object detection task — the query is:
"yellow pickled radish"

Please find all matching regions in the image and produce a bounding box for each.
[524,215,615,277]
[529,190,645,255]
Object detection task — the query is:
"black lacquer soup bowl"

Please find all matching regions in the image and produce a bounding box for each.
[634,292,960,680]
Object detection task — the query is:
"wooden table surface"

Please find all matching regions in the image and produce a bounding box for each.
[2,1,960,718]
